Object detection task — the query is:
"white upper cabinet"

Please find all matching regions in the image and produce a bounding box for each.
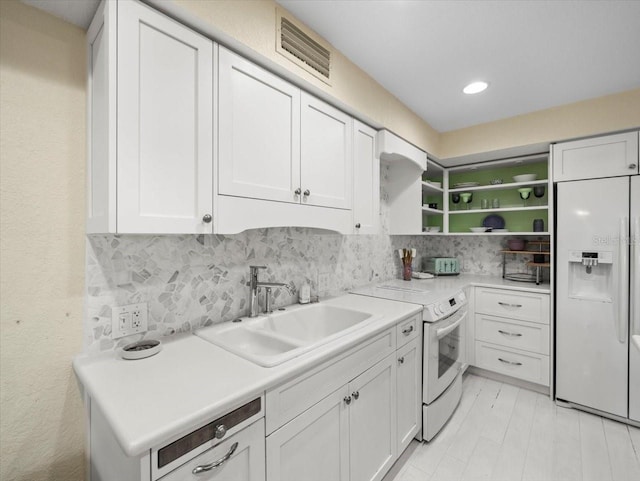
[353,121,380,234]
[300,92,353,210]
[552,131,639,182]
[87,0,214,234]
[218,47,301,204]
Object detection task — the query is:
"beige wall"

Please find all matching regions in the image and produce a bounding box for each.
[173,0,441,155]
[0,1,86,480]
[440,89,640,160]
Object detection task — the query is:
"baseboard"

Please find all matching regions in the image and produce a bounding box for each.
[467,366,550,396]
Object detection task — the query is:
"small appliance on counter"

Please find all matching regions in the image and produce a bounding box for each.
[423,257,460,276]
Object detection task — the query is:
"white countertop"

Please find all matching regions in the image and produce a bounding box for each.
[73,294,421,457]
[417,273,551,294]
[350,274,549,309]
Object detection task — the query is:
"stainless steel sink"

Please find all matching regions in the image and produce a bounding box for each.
[196,303,376,367]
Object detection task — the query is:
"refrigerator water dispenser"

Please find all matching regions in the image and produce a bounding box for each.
[567,250,613,302]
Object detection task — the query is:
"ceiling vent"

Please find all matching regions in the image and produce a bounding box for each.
[276,10,331,84]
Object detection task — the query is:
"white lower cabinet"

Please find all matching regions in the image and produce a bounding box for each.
[395,338,421,454]
[265,314,421,481]
[473,287,550,387]
[267,355,396,481]
[266,387,350,481]
[349,355,397,481]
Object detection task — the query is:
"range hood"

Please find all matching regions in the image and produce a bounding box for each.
[376,130,427,171]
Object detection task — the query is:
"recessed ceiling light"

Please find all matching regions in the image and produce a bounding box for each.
[463,81,488,95]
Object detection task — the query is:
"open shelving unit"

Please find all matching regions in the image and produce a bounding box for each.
[501,240,551,285]
[438,152,552,236]
[421,158,447,234]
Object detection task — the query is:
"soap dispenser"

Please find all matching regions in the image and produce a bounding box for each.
[299,282,311,304]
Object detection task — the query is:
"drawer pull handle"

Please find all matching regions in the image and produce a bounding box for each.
[398,356,405,364]
[344,395,352,405]
[498,358,523,366]
[192,442,238,474]
[498,302,523,308]
[498,330,522,337]
[402,325,414,335]
[352,391,360,400]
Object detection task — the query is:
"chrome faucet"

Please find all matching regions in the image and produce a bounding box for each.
[248,266,292,317]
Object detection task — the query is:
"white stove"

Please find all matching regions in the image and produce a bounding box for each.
[351,279,468,442]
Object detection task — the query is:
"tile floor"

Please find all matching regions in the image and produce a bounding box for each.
[387,373,640,481]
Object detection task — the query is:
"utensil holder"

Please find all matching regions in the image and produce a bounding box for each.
[403,263,412,281]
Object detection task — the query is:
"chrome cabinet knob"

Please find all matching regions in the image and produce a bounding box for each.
[202,214,212,223]
[355,223,361,229]
[398,357,405,364]
[352,391,359,400]
[214,424,227,439]
[294,188,302,195]
[629,163,638,170]
[344,395,352,405]
[303,189,310,196]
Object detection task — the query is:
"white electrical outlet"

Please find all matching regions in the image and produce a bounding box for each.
[112,302,148,339]
[317,272,330,295]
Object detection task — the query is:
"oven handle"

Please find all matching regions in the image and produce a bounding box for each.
[436,311,467,340]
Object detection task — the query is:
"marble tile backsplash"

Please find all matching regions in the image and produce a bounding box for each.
[84,231,542,353]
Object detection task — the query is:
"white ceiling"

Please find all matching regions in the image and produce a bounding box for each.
[22,1,640,133]
[278,0,640,132]
[21,0,100,29]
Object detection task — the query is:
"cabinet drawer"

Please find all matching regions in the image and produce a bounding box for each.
[396,314,420,348]
[266,327,395,434]
[475,342,549,386]
[475,314,549,355]
[160,419,265,481]
[475,287,549,324]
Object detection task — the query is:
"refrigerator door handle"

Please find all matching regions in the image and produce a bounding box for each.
[617,217,629,343]
[632,217,640,336]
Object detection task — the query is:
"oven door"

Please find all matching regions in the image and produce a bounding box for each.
[423,306,467,404]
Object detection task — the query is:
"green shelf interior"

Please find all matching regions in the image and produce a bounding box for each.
[448,210,548,233]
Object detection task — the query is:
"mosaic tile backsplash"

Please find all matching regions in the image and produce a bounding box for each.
[84,231,542,352]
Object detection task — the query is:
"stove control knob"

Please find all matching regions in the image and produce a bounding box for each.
[439,303,447,313]
[433,305,442,316]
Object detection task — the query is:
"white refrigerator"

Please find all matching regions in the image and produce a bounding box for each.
[556,175,639,422]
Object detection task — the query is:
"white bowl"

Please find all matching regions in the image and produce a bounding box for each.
[469,227,487,233]
[428,226,441,232]
[513,174,537,183]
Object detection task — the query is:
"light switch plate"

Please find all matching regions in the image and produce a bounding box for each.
[112,303,148,339]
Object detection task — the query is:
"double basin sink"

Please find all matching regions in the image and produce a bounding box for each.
[196,303,377,367]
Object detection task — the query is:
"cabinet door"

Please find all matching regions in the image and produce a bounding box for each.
[396,339,421,455]
[552,131,639,182]
[86,0,116,233]
[161,419,265,481]
[301,92,353,210]
[266,386,349,481]
[353,120,380,234]
[218,47,301,204]
[349,355,397,481]
[117,0,213,233]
